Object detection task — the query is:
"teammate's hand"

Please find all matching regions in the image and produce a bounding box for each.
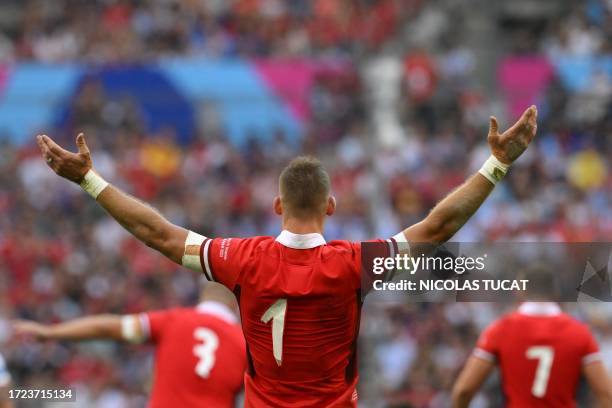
[488,105,538,165]
[36,133,92,183]
[12,320,50,340]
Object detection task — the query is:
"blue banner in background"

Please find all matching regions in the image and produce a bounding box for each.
[56,65,196,145]
[0,59,308,147]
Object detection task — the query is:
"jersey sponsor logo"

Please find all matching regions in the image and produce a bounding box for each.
[219,238,232,261]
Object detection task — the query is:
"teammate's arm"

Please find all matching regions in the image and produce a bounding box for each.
[451,356,495,408]
[584,361,612,407]
[36,133,188,265]
[402,106,538,246]
[12,315,146,343]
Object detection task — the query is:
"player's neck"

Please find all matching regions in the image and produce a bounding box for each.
[282,217,325,235]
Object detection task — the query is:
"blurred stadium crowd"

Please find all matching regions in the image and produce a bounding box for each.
[0,0,610,407]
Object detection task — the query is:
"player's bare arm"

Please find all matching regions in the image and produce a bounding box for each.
[403,105,537,246]
[36,133,189,265]
[451,356,495,408]
[583,361,612,407]
[12,315,146,343]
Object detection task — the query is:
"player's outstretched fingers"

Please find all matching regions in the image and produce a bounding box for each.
[521,106,537,139]
[41,134,66,157]
[37,135,60,168]
[507,105,536,136]
[76,132,90,155]
[489,116,499,136]
[527,106,538,141]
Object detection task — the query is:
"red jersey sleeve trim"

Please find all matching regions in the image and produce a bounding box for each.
[199,238,214,281]
[388,238,399,257]
[473,347,495,362]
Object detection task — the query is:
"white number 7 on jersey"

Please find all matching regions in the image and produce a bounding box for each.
[261,299,287,366]
[526,346,554,397]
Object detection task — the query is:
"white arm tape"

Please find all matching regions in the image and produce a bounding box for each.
[582,352,602,366]
[392,231,411,257]
[478,155,510,185]
[80,169,109,199]
[121,315,147,344]
[182,230,206,272]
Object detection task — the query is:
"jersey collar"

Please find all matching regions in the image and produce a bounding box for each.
[197,301,238,324]
[518,302,561,316]
[275,230,326,249]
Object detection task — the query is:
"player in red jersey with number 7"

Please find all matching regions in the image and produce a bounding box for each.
[37,106,538,407]
[452,269,612,407]
[13,283,246,408]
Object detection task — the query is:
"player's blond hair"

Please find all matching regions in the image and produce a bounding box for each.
[279,156,331,218]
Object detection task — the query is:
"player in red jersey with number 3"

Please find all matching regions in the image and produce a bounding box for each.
[453,271,612,407]
[37,106,538,406]
[13,284,246,408]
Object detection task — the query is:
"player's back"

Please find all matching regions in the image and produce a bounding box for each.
[143,303,247,408]
[241,237,362,407]
[476,303,601,407]
[203,232,364,407]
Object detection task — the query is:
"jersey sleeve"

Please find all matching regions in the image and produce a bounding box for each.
[141,310,173,343]
[580,325,602,366]
[0,353,10,387]
[199,237,263,291]
[358,233,411,294]
[474,319,503,363]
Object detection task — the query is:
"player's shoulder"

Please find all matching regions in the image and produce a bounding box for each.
[327,239,358,250]
[324,239,368,260]
[212,235,275,258]
[165,306,196,318]
[225,235,275,249]
[556,312,595,335]
[147,307,193,324]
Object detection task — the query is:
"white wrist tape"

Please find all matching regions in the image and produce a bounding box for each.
[182,231,206,272]
[478,155,510,185]
[80,169,109,199]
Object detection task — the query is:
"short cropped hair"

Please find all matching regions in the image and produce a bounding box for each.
[279,156,331,218]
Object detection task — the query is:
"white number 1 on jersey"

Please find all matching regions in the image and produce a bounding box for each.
[526,346,554,397]
[261,299,287,366]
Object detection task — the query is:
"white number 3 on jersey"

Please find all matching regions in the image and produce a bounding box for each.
[193,327,219,378]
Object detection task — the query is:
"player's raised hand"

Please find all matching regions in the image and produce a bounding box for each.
[36,133,92,183]
[488,105,538,165]
[12,320,50,341]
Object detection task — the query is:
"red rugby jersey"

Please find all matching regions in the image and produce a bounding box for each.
[474,302,601,407]
[140,302,247,408]
[199,231,399,407]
